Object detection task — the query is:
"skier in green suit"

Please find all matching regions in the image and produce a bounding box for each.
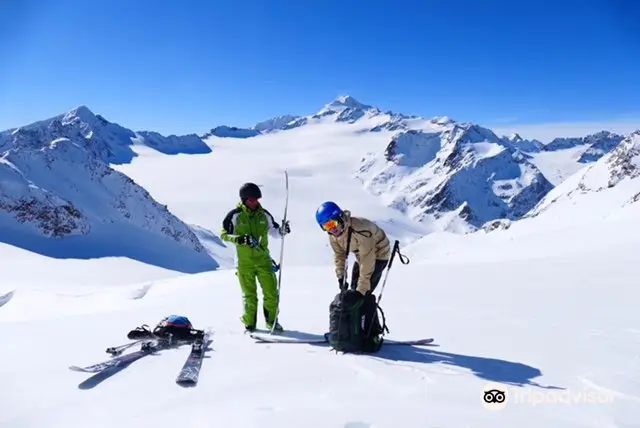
[221,182,290,332]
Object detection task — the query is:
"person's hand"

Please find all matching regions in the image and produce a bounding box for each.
[342,288,364,306]
[236,235,258,247]
[279,220,290,236]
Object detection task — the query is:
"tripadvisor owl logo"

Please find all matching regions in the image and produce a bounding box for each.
[481,382,614,409]
[482,382,508,411]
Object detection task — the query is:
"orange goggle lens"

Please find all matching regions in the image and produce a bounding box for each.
[322,219,339,231]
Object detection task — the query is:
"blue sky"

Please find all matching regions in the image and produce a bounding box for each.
[1,0,639,139]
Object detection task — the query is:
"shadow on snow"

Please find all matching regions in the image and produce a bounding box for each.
[372,345,563,390]
[258,330,562,390]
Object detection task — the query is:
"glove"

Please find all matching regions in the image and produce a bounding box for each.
[278,220,290,236]
[236,235,259,247]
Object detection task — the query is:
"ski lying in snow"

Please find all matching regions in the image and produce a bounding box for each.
[249,331,435,346]
[70,331,213,385]
[69,339,164,373]
[176,329,213,386]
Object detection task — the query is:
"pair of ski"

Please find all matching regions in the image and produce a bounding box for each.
[69,329,212,387]
[249,330,435,346]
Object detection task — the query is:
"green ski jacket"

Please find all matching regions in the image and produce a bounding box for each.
[221,202,282,267]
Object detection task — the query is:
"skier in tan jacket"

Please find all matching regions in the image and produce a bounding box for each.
[315,201,390,295]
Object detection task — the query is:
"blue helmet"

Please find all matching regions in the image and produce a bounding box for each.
[315,201,343,229]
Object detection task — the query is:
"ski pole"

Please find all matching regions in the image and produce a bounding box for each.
[376,240,410,304]
[270,170,289,334]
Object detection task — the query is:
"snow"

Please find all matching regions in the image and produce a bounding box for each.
[0,100,639,428]
[527,145,590,185]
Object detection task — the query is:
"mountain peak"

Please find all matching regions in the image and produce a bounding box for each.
[319,95,373,114]
[331,95,368,108]
[509,132,523,142]
[62,105,99,124]
[68,105,94,117]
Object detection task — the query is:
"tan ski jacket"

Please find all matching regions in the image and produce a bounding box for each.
[329,210,391,294]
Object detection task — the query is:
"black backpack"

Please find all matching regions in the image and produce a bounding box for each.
[327,289,388,353]
[127,315,204,342]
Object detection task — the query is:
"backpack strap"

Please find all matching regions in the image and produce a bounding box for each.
[376,301,389,334]
[340,227,354,292]
[363,300,388,353]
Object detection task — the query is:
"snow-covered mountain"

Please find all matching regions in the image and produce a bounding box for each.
[309,95,416,132]
[132,131,213,155]
[502,133,544,153]
[201,96,638,233]
[0,106,220,273]
[541,130,625,159]
[253,115,301,133]
[202,125,261,139]
[500,130,624,163]
[0,106,212,163]
[203,95,419,139]
[355,122,554,232]
[524,131,627,186]
[574,131,626,163]
[202,115,303,139]
[529,131,640,220]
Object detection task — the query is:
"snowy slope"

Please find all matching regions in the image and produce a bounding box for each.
[1,231,638,428]
[0,107,223,278]
[526,145,592,186]
[115,122,430,269]
[0,104,638,428]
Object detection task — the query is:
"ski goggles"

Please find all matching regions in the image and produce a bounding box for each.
[321,219,340,232]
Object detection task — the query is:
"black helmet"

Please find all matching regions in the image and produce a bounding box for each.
[239,182,262,200]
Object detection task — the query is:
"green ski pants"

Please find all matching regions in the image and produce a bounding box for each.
[236,263,279,328]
